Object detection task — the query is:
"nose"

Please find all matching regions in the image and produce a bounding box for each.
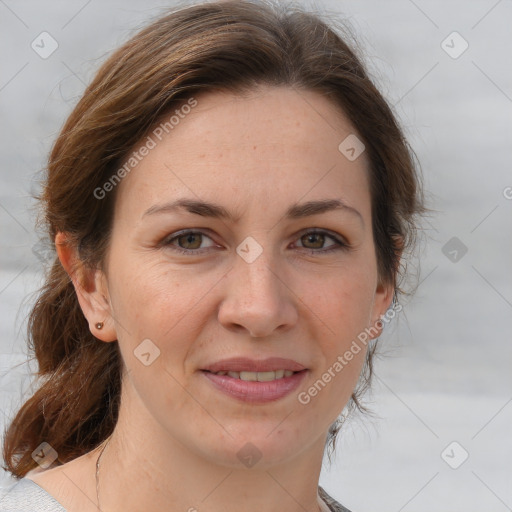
[217,242,298,338]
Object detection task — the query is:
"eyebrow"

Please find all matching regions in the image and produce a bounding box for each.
[142,198,363,225]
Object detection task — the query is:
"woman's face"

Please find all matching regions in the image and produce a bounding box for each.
[99,85,393,467]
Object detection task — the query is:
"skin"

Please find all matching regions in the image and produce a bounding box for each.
[31,85,395,512]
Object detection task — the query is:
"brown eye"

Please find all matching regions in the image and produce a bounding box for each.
[162,230,217,254]
[176,232,203,250]
[301,232,325,249]
[294,230,348,254]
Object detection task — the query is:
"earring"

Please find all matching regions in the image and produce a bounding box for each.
[95,322,104,330]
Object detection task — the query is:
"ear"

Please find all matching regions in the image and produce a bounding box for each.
[368,234,404,339]
[368,280,395,340]
[55,232,117,342]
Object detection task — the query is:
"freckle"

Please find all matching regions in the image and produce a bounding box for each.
[253,145,257,150]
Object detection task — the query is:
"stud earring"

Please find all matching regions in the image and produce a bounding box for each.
[95,322,104,330]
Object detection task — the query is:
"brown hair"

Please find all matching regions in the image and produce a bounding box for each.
[2,0,425,478]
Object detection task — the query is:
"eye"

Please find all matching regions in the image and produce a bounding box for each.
[293,229,348,254]
[162,230,218,254]
[161,228,348,256]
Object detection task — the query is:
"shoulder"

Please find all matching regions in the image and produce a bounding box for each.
[318,485,354,512]
[17,450,98,512]
[0,478,67,511]
[1,449,96,512]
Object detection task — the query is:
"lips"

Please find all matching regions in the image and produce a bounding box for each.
[201,356,306,373]
[211,369,296,381]
[201,368,308,403]
[200,357,308,403]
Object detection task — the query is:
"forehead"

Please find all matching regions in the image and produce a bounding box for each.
[113,85,371,222]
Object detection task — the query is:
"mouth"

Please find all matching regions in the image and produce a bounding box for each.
[202,369,302,381]
[199,357,308,403]
[201,356,307,374]
[200,365,308,403]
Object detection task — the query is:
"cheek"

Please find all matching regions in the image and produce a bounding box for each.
[304,268,374,403]
[108,255,222,382]
[310,267,377,341]
[111,257,197,329]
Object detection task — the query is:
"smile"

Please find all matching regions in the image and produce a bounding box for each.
[201,369,308,403]
[208,369,296,381]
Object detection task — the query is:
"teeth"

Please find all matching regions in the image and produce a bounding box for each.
[214,369,296,380]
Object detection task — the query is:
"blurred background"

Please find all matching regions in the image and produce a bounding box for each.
[0,1,511,510]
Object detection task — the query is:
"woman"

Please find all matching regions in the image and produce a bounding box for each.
[1,1,424,510]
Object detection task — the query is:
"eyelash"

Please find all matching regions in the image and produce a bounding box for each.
[160,229,349,256]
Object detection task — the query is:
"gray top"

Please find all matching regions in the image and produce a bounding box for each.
[0,478,351,512]
[319,486,353,512]
[0,479,66,511]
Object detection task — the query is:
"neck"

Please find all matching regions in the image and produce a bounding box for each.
[97,382,329,512]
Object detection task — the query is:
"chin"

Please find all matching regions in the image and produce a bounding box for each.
[191,424,313,470]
